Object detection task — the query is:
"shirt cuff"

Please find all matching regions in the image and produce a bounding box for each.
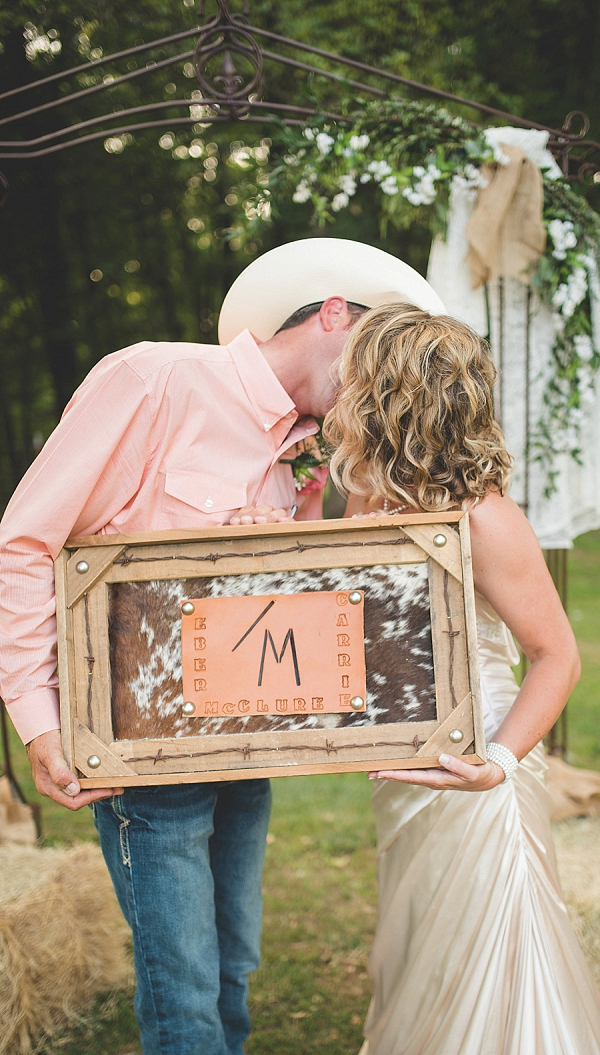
[5,689,61,745]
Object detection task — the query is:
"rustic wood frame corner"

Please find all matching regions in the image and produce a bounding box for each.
[56,513,486,787]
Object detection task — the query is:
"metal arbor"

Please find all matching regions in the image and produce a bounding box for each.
[1,0,599,180]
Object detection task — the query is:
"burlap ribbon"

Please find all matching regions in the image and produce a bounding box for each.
[466,143,546,287]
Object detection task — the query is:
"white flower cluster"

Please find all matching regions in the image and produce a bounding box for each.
[360,159,390,181]
[537,264,598,466]
[574,335,597,407]
[451,163,488,201]
[574,333,594,362]
[482,131,512,167]
[303,128,336,156]
[576,369,596,408]
[552,264,588,319]
[316,132,335,156]
[541,382,585,455]
[358,159,398,196]
[547,218,578,261]
[338,174,357,195]
[331,173,358,212]
[340,134,371,159]
[349,134,370,151]
[380,175,399,196]
[292,181,312,204]
[402,163,441,206]
[491,143,511,166]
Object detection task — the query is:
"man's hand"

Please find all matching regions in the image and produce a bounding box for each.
[27,729,123,810]
[230,504,295,525]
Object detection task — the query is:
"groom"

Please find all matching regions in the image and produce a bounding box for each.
[0,238,443,1055]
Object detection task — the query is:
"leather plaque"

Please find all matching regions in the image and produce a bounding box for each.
[181,590,366,718]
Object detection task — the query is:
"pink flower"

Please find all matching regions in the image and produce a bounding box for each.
[298,465,329,494]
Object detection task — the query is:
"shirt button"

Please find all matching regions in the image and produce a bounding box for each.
[205,498,214,509]
[263,422,270,431]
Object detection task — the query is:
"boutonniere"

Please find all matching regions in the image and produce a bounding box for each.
[280,432,330,494]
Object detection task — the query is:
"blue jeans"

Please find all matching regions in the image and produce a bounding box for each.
[94,779,271,1055]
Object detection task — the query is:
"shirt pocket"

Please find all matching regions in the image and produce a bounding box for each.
[160,469,248,527]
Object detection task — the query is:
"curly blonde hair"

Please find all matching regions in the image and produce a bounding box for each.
[323,303,513,511]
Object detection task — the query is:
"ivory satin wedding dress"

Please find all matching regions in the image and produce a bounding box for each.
[359,594,600,1055]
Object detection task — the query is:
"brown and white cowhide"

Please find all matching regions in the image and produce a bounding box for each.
[109,564,434,740]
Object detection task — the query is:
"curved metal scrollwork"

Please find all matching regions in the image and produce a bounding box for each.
[193,0,262,118]
[561,111,591,139]
[0,0,596,179]
[548,111,598,179]
[576,161,599,185]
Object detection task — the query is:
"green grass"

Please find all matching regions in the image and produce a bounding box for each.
[246,773,376,1054]
[565,529,600,770]
[3,528,599,1053]
[38,992,140,1055]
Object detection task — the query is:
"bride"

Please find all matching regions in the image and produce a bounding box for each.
[323,303,600,1055]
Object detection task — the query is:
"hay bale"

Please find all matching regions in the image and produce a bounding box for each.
[0,779,37,847]
[553,816,600,985]
[547,757,600,820]
[0,842,131,1055]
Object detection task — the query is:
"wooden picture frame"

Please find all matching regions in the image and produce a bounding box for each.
[56,513,486,788]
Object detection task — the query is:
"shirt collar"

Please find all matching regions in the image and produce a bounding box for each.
[226,329,297,435]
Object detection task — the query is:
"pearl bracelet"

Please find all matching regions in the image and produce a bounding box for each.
[486,741,519,782]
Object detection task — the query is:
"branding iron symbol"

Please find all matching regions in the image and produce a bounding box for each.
[230,598,301,687]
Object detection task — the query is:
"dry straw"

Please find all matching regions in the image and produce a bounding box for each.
[0,842,131,1055]
[554,816,600,986]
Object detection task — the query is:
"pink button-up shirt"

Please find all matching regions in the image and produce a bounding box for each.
[0,331,321,743]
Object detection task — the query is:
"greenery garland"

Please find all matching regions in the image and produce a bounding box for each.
[242,97,600,494]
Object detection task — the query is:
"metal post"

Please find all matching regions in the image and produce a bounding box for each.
[543,549,569,757]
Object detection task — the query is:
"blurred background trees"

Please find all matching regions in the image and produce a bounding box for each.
[0,0,598,507]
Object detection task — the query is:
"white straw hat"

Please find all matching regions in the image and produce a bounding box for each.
[218,237,446,345]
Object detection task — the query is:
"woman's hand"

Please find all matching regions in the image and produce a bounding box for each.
[369,754,506,792]
[229,504,294,525]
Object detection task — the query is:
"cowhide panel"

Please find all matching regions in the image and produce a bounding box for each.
[109,564,435,740]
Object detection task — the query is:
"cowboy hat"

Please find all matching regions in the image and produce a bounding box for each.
[218,237,446,345]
